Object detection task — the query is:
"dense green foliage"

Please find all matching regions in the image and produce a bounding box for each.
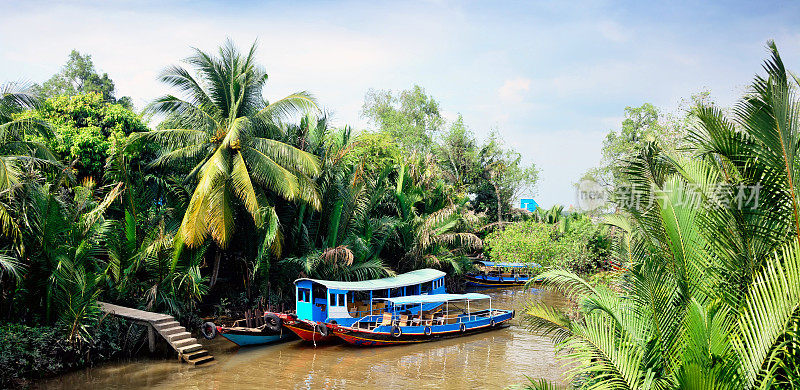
[527,42,800,389]
[362,87,539,223]
[23,92,148,181]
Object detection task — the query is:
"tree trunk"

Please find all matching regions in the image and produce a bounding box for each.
[492,181,503,222]
[210,250,222,287]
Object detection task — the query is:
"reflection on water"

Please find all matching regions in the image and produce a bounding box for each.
[39,287,566,389]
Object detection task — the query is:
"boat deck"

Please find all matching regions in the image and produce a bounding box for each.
[353,308,500,330]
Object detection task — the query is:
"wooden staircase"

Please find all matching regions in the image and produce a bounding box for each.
[98,302,214,365]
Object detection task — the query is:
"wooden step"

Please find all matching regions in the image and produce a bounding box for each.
[161,326,185,336]
[186,354,214,366]
[168,332,191,342]
[176,343,203,354]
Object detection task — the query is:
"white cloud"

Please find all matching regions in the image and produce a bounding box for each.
[497,77,531,103]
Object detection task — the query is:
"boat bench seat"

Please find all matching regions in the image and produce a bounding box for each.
[379,313,392,326]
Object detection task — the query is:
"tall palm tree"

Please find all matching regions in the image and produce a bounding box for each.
[0,82,55,253]
[133,40,322,283]
[14,181,122,339]
[525,42,800,389]
[393,163,482,273]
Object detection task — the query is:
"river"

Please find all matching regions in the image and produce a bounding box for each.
[39,286,567,389]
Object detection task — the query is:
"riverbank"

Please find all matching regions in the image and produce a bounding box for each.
[35,286,567,389]
[0,318,134,388]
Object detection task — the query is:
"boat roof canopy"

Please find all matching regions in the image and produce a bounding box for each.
[476,260,540,269]
[378,293,491,305]
[294,269,445,291]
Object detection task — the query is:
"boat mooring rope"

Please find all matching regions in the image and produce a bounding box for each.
[312,324,317,348]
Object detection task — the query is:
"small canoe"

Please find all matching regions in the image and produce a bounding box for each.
[201,315,295,347]
[219,328,293,346]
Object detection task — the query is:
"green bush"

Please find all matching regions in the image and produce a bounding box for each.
[486,221,561,265]
[485,217,610,273]
[0,320,126,388]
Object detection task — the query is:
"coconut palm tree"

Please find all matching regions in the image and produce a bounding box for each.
[525,42,800,389]
[280,124,395,282]
[133,40,322,284]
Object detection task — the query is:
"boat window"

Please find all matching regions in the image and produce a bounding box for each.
[373,289,388,299]
[298,288,311,302]
[338,294,345,306]
[312,284,326,303]
[330,294,336,306]
[352,291,369,303]
[421,282,431,294]
[390,287,403,297]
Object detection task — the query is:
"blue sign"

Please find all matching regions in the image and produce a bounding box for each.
[520,199,538,212]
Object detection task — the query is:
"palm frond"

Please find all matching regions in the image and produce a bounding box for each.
[250,136,321,176]
[256,91,318,123]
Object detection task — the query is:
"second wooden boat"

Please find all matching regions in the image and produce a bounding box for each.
[465,261,540,287]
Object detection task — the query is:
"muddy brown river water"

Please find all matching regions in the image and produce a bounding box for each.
[39,286,567,389]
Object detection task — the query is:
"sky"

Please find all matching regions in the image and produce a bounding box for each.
[1,0,799,207]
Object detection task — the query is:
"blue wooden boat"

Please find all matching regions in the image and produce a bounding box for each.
[218,328,293,346]
[465,260,540,287]
[271,269,448,343]
[331,293,514,346]
[200,317,295,347]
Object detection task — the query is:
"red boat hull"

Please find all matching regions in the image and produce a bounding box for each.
[279,317,336,343]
